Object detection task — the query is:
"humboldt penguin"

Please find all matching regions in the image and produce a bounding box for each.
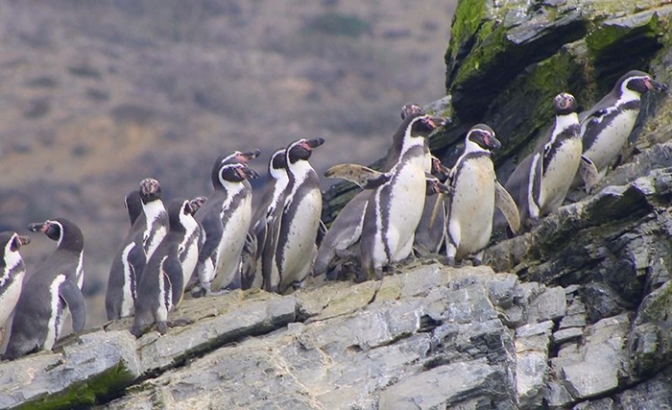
[131,199,200,337]
[240,148,288,290]
[359,114,444,282]
[444,124,520,266]
[504,93,584,230]
[579,70,667,191]
[3,218,85,360]
[313,104,432,278]
[193,150,260,295]
[105,178,168,320]
[0,232,30,346]
[263,138,324,293]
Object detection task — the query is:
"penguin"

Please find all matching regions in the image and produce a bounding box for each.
[240,148,288,290]
[263,138,324,293]
[105,178,168,320]
[3,218,85,360]
[0,232,30,346]
[359,114,444,282]
[131,198,200,337]
[578,70,667,191]
[504,93,584,230]
[313,104,434,278]
[444,124,520,266]
[193,150,260,296]
[413,156,452,256]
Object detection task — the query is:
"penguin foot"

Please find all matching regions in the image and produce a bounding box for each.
[210,289,231,297]
[445,257,456,267]
[167,318,195,328]
[157,321,168,335]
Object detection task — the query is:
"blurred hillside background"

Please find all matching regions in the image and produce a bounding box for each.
[0,0,456,326]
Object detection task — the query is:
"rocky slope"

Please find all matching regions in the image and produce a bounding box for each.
[2,0,672,409]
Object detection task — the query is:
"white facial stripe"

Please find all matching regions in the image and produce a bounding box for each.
[2,235,23,280]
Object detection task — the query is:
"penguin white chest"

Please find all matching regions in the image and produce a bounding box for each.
[539,137,582,214]
[214,194,253,287]
[583,109,638,172]
[281,187,321,276]
[384,160,427,260]
[448,158,496,257]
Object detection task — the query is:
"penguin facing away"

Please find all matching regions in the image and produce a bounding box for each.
[194,150,260,295]
[105,178,168,321]
[240,148,288,290]
[444,124,520,266]
[359,114,445,282]
[131,198,200,338]
[0,232,30,345]
[263,138,324,294]
[504,93,586,230]
[313,104,437,279]
[3,218,85,360]
[579,70,667,191]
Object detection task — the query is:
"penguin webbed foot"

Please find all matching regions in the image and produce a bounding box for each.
[445,257,456,268]
[210,288,232,297]
[191,282,212,298]
[157,321,168,335]
[167,318,194,329]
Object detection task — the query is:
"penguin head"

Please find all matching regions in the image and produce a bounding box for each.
[218,163,259,186]
[188,196,207,215]
[466,124,501,152]
[139,178,162,204]
[0,232,30,255]
[220,149,262,166]
[28,218,83,251]
[124,190,143,225]
[400,103,423,120]
[408,115,448,138]
[620,71,667,95]
[286,138,325,164]
[430,156,451,182]
[269,148,288,179]
[167,199,194,231]
[553,93,578,116]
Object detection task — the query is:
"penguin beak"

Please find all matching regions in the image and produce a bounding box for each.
[17,235,31,246]
[304,138,325,150]
[485,134,502,150]
[426,178,453,196]
[189,196,207,214]
[431,157,451,181]
[425,116,450,130]
[239,166,259,180]
[647,78,668,93]
[27,222,47,233]
[237,149,262,163]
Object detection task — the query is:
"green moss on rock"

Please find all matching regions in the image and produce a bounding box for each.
[18,362,136,410]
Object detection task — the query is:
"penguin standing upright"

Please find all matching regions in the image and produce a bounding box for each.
[578,70,667,191]
[313,104,429,278]
[3,218,85,360]
[359,114,444,282]
[240,148,288,290]
[263,138,324,293]
[105,178,168,320]
[504,93,584,229]
[444,124,520,266]
[131,199,200,337]
[194,150,260,295]
[0,232,30,345]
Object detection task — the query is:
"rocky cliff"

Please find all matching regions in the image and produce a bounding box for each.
[3,0,672,409]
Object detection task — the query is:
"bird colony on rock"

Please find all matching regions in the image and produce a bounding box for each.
[0,70,666,360]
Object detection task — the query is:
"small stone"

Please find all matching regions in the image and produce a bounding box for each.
[529,287,567,324]
[516,320,554,338]
[559,314,587,329]
[545,381,574,409]
[553,328,583,344]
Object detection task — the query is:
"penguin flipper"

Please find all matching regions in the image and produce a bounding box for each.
[495,180,522,234]
[579,155,600,194]
[127,243,146,293]
[316,220,328,249]
[261,209,282,292]
[324,164,391,189]
[59,280,86,333]
[162,253,184,306]
[198,213,224,263]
